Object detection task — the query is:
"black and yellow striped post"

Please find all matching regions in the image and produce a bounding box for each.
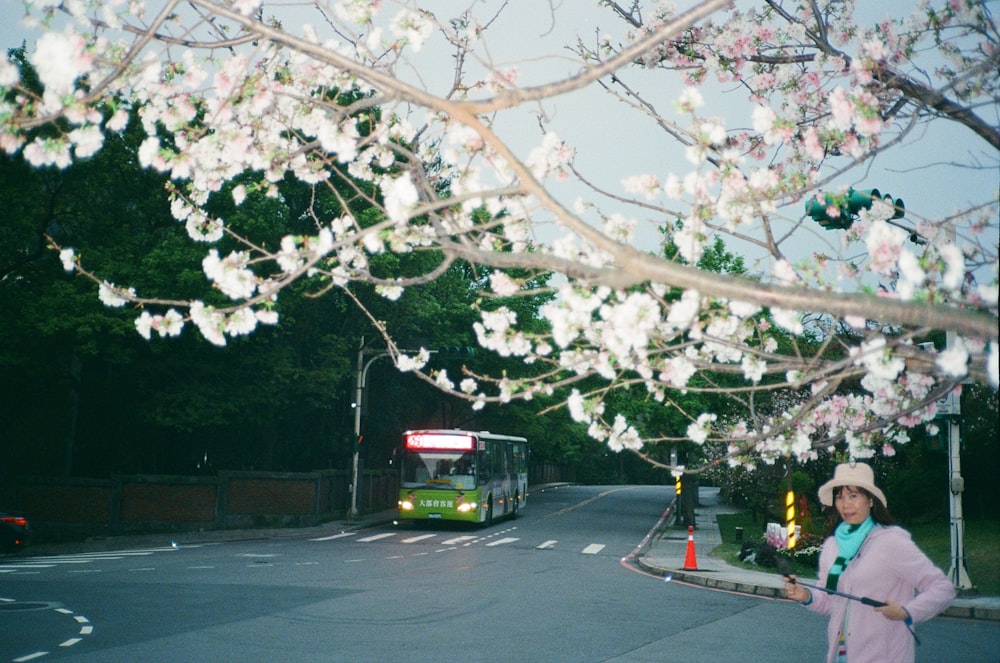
[785,488,797,549]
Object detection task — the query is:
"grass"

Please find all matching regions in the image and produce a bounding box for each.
[713,512,1000,596]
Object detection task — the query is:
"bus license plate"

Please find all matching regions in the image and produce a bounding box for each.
[428,513,442,519]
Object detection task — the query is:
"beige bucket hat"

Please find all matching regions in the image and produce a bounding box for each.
[818,462,887,507]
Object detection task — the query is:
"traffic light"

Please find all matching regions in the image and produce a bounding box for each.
[804,188,904,230]
[436,346,475,359]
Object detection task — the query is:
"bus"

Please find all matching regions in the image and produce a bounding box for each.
[397,429,528,525]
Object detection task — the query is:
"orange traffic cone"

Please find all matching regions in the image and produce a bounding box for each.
[682,525,699,570]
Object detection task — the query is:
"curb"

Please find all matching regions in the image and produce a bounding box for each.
[635,556,1000,622]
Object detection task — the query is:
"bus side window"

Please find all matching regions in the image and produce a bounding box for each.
[479,446,491,481]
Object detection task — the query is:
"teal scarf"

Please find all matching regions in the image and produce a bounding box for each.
[826,516,875,590]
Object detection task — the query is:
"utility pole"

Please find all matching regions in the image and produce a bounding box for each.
[349,337,388,520]
[939,332,973,591]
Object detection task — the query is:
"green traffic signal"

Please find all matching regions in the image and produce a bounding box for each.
[805,188,905,229]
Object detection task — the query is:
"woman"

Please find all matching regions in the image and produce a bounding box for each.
[784,462,955,663]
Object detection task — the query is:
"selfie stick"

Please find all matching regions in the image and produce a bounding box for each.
[785,575,887,607]
[781,564,919,645]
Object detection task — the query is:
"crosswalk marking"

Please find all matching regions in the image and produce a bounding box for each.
[401,534,437,543]
[485,537,519,547]
[0,547,182,577]
[309,532,614,555]
[310,532,358,542]
[357,533,397,543]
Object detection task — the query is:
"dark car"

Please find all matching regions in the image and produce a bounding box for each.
[0,511,31,553]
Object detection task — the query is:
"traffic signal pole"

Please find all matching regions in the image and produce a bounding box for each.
[350,337,388,520]
[347,340,474,519]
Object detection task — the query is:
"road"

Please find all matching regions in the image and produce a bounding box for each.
[2,485,997,662]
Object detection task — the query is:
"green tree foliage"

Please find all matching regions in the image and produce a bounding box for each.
[0,51,562,480]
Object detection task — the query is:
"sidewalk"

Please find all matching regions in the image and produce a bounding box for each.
[635,486,1000,622]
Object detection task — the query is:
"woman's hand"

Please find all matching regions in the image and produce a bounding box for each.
[875,600,911,622]
[784,575,811,603]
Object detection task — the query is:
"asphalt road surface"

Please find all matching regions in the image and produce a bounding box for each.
[2,485,997,662]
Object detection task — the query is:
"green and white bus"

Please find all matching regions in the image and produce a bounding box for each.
[397,429,528,525]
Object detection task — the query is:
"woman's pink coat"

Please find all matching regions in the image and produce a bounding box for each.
[802,525,955,663]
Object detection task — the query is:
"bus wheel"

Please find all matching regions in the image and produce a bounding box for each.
[511,493,519,520]
[485,500,493,527]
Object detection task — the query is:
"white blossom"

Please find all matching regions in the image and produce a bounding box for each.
[936,337,969,378]
[190,301,227,347]
[686,413,717,445]
[397,349,430,372]
[59,248,75,272]
[98,282,133,308]
[434,370,455,391]
[202,250,256,300]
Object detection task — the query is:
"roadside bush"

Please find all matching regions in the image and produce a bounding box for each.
[736,523,822,571]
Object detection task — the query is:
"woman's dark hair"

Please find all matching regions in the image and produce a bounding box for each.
[823,485,895,535]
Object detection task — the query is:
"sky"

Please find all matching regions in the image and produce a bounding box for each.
[2,0,997,278]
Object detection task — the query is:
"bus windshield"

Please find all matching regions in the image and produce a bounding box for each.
[401,450,478,490]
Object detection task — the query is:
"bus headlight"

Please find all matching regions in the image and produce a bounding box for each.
[456,501,477,512]
[399,500,414,511]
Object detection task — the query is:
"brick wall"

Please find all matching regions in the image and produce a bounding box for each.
[14,480,112,524]
[2,470,399,542]
[225,475,316,515]
[120,481,217,524]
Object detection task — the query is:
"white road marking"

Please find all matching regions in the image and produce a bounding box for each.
[357,533,397,543]
[60,638,83,647]
[0,565,54,571]
[401,534,437,543]
[536,540,558,549]
[14,651,48,661]
[581,544,606,555]
[441,536,478,546]
[310,532,358,541]
[485,537,519,547]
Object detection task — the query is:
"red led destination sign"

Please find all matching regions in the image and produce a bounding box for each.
[405,433,475,451]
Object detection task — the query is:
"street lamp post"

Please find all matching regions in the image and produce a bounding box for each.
[349,337,387,520]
